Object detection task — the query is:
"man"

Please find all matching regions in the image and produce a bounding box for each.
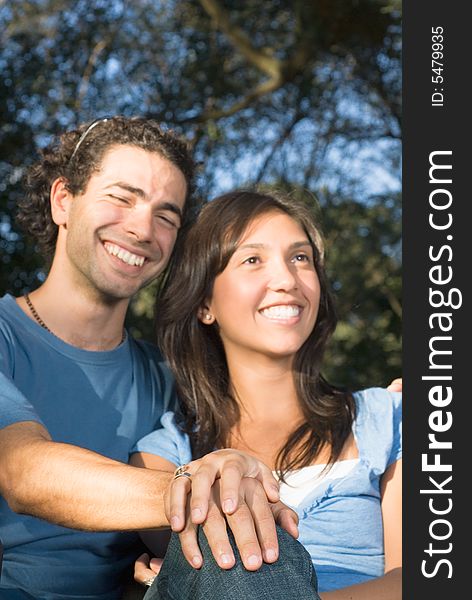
[0,117,292,599]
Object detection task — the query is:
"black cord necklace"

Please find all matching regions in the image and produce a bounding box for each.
[23,293,125,345]
[24,293,53,333]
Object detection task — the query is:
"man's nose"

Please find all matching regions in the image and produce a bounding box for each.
[124,205,153,243]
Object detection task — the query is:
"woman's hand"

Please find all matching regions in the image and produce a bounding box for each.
[132,448,298,573]
[174,476,298,571]
[165,450,295,571]
[134,552,163,589]
[134,476,298,584]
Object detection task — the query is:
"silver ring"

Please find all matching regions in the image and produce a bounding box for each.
[143,575,156,587]
[174,464,192,480]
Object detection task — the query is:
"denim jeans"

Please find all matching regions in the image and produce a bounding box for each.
[143,525,320,600]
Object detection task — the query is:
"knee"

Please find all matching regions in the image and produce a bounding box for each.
[194,524,318,599]
[150,525,319,600]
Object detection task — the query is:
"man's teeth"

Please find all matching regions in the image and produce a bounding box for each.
[104,243,145,267]
[261,305,300,319]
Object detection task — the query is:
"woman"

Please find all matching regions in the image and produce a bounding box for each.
[131,190,402,599]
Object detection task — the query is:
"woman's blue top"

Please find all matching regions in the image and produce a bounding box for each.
[133,387,402,593]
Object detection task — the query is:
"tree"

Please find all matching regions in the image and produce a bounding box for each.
[0,0,401,387]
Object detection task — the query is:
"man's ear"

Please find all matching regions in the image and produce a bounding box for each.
[50,178,73,226]
[197,303,216,325]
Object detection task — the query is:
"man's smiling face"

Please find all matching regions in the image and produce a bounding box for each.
[60,144,187,301]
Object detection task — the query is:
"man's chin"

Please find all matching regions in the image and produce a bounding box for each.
[97,277,157,302]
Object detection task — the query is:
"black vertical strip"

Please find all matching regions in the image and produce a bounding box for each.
[403,1,469,597]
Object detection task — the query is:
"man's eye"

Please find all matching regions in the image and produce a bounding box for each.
[156,214,179,229]
[109,195,131,205]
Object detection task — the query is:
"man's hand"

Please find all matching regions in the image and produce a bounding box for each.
[1,421,172,531]
[177,477,297,571]
[134,477,298,584]
[165,449,280,531]
[387,378,402,392]
[158,449,298,571]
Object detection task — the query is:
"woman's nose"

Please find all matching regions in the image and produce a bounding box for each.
[266,260,298,292]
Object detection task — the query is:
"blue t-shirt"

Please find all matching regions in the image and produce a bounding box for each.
[0,294,175,599]
[134,388,402,593]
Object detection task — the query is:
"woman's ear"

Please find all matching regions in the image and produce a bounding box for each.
[198,304,216,325]
[50,178,73,226]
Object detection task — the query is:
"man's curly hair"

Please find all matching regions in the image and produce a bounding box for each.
[17,116,196,260]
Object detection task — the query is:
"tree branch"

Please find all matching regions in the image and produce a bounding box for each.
[77,39,108,110]
[184,75,283,123]
[199,0,281,78]
[255,109,306,182]
[381,285,403,319]
[194,0,314,123]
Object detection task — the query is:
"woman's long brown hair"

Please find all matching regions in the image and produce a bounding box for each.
[155,190,355,481]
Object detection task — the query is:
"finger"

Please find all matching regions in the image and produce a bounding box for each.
[134,553,158,585]
[387,378,402,392]
[179,527,204,569]
[189,464,219,523]
[178,499,204,569]
[167,475,192,531]
[226,500,263,571]
[218,460,244,515]
[271,502,299,539]
[244,480,279,564]
[134,552,150,574]
[254,465,280,504]
[201,501,236,569]
[215,450,280,505]
[149,557,164,574]
[191,451,279,518]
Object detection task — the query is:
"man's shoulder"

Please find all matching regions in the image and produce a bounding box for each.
[129,336,163,359]
[0,294,24,342]
[128,336,169,371]
[128,337,176,408]
[0,294,17,318]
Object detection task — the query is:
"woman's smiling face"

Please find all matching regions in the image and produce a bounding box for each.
[203,210,321,363]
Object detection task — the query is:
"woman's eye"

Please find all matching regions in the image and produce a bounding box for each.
[293,253,310,262]
[243,256,260,265]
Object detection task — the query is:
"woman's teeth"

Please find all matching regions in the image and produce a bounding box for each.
[260,305,300,319]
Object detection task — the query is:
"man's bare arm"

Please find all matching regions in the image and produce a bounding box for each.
[0,421,172,531]
[1,421,296,572]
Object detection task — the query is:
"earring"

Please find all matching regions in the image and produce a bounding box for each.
[205,314,213,321]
